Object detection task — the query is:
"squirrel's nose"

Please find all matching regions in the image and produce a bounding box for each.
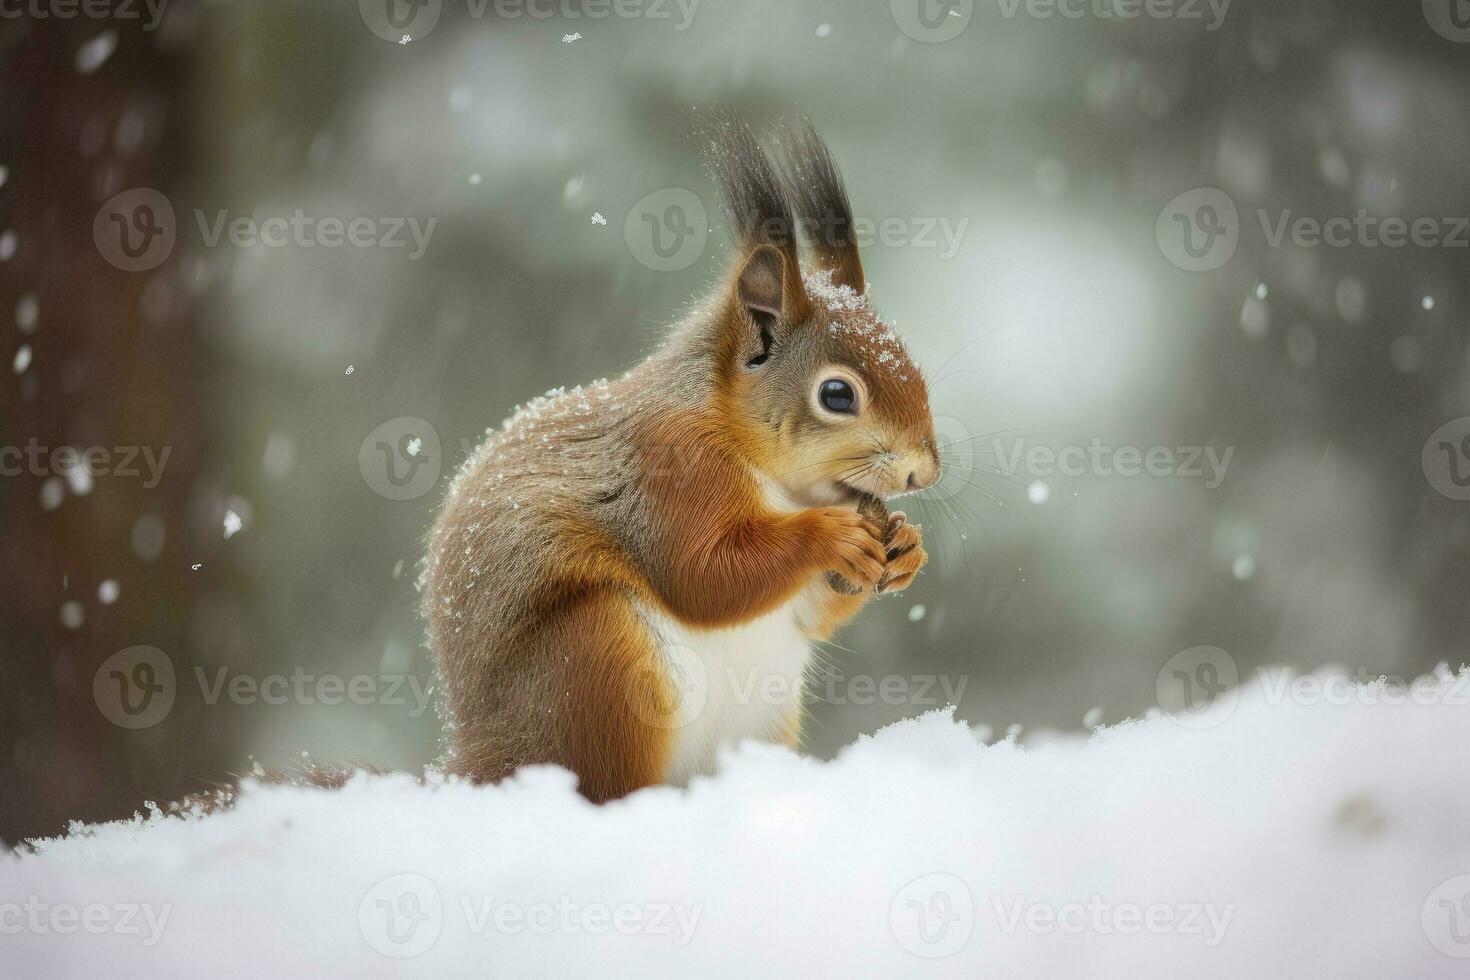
[905,458,939,493]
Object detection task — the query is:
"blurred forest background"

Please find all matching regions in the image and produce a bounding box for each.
[3,0,1469,842]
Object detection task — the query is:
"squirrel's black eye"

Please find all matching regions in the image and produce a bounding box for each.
[818,378,857,414]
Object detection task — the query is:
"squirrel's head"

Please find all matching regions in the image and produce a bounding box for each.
[700,113,939,508]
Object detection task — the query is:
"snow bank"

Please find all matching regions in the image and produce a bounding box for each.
[10,668,1470,978]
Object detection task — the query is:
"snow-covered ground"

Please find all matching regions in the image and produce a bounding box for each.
[9,667,1470,977]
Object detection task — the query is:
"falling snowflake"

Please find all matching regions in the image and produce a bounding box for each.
[39,478,64,511]
[562,33,582,43]
[223,510,242,539]
[15,293,38,333]
[590,213,607,225]
[345,365,355,375]
[76,31,117,74]
[60,601,84,630]
[406,437,423,457]
[398,35,411,45]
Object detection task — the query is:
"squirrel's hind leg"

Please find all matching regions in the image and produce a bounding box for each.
[551,588,675,803]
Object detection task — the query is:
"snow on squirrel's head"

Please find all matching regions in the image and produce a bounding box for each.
[695,110,940,508]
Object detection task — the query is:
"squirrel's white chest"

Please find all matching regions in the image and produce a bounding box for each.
[636,598,813,786]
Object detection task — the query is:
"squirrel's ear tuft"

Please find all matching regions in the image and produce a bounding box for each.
[777,116,865,294]
[700,108,811,317]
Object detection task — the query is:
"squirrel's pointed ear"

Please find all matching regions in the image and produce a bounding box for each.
[735,242,811,327]
[736,244,787,320]
[724,243,809,370]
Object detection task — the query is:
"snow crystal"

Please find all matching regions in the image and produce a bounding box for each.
[804,267,918,389]
[444,377,617,506]
[345,365,355,376]
[222,510,242,539]
[12,343,31,374]
[15,292,38,333]
[58,600,84,630]
[590,212,607,225]
[262,434,296,480]
[804,265,869,313]
[907,603,926,622]
[98,579,120,604]
[131,514,166,561]
[1391,336,1421,373]
[76,31,118,74]
[39,477,64,511]
[562,32,582,43]
[1240,296,1270,338]
[64,455,93,496]
[15,672,1470,975]
[1335,276,1366,323]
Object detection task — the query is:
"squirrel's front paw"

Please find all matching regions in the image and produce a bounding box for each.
[877,512,926,593]
[809,507,886,592]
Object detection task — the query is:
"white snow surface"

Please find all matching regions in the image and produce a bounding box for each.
[9,669,1470,977]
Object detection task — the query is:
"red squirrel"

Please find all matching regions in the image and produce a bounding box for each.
[421,113,940,802]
